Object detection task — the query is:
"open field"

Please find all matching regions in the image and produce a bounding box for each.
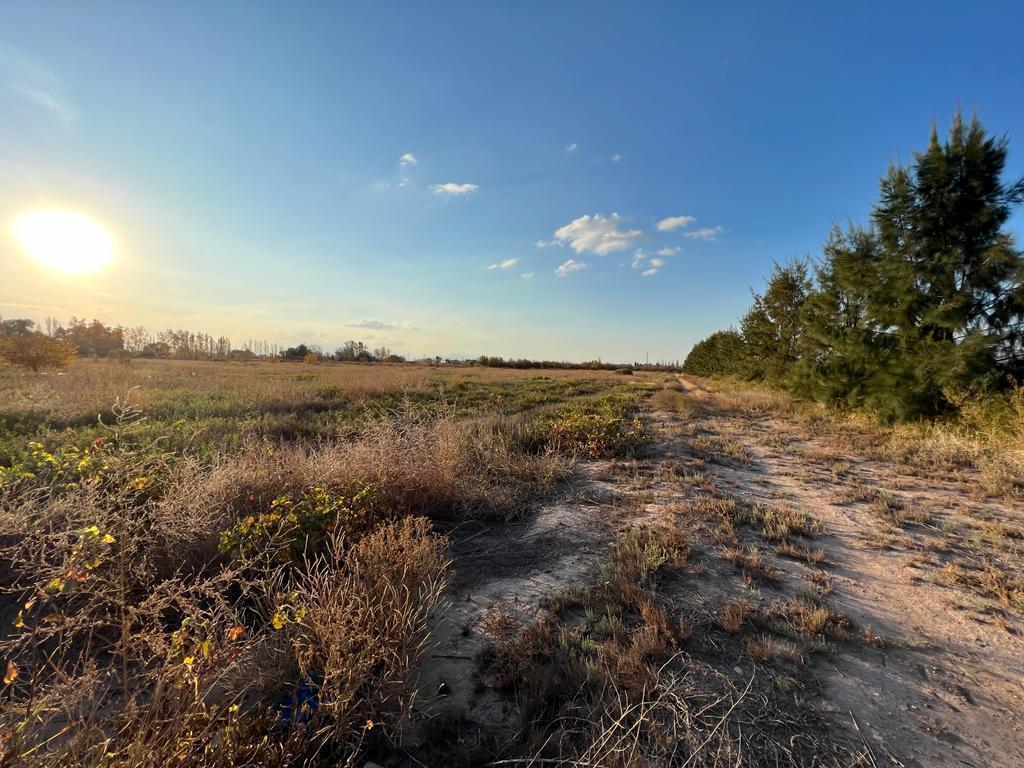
[1,359,1023,767]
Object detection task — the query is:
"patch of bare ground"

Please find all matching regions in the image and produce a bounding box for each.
[395,376,1023,766]
[399,394,869,766]
[669,375,1024,768]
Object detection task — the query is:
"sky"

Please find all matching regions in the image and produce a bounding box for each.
[2,1,1023,362]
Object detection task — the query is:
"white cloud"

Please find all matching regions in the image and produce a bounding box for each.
[1,46,77,123]
[656,246,680,257]
[431,182,479,196]
[484,258,519,270]
[346,318,395,329]
[555,259,586,277]
[656,215,696,232]
[521,272,535,279]
[553,213,643,256]
[566,143,578,153]
[612,153,622,162]
[12,85,77,122]
[345,319,419,331]
[683,226,722,240]
[375,152,417,189]
[534,239,564,248]
[632,251,665,274]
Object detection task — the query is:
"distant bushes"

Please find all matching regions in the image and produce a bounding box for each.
[0,321,76,371]
[686,112,1024,422]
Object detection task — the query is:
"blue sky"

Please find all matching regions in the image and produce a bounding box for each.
[2,1,1023,361]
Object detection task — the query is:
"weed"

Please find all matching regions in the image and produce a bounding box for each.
[769,593,852,644]
[777,540,829,565]
[725,545,779,583]
[650,388,701,418]
[719,597,754,633]
[743,502,824,542]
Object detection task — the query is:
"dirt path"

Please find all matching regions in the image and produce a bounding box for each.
[403,378,1023,766]
[674,374,1024,768]
[407,458,671,750]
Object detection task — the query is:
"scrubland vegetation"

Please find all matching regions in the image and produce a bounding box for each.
[0,360,658,767]
[2,352,1023,766]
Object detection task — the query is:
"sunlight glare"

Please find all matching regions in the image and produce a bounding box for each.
[10,209,114,274]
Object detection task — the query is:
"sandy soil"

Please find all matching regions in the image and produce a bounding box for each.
[674,375,1024,768]
[403,376,1024,767]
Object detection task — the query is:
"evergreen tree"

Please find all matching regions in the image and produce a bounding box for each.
[683,329,745,376]
[739,259,812,384]
[867,112,1024,418]
[797,225,884,404]
[687,111,1024,422]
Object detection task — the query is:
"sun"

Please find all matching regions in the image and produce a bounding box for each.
[10,209,114,274]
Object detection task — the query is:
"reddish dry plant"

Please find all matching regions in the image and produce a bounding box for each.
[718,598,754,633]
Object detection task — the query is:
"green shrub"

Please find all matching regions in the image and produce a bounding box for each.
[219,485,377,561]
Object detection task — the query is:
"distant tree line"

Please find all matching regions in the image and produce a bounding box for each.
[278,341,406,364]
[684,112,1024,421]
[477,356,682,372]
[0,317,260,367]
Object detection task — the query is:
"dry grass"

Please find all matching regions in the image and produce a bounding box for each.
[718,597,754,633]
[0,362,651,766]
[745,634,804,663]
[742,502,824,542]
[478,528,865,767]
[650,388,703,418]
[768,593,852,644]
[725,545,779,584]
[689,435,753,465]
[777,539,829,565]
[937,560,1024,612]
[868,492,931,528]
[684,375,800,416]
[692,373,1024,500]
[0,358,434,428]
[0,469,450,768]
[804,569,834,596]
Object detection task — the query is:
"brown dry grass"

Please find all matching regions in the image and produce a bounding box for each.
[690,374,1024,500]
[725,545,779,584]
[0,365,618,766]
[769,594,852,644]
[650,387,703,418]
[0,358,435,426]
[718,597,754,633]
[478,525,867,767]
